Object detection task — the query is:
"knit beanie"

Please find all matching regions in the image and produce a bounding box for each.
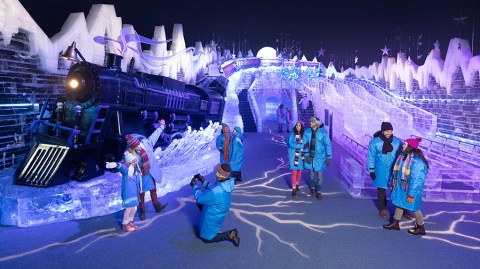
[216,163,231,180]
[125,134,141,149]
[381,122,393,131]
[234,126,242,133]
[405,137,422,149]
[310,116,322,126]
[124,152,137,163]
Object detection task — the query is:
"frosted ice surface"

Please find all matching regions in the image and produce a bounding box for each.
[0,122,222,227]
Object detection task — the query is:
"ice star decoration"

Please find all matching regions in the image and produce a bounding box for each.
[317,47,325,57]
[381,45,390,56]
[434,40,440,51]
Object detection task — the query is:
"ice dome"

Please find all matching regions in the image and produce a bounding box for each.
[256,47,277,59]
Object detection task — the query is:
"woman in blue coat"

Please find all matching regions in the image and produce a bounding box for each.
[229,126,244,184]
[367,122,403,219]
[303,117,332,200]
[383,137,429,235]
[216,123,230,164]
[287,121,305,196]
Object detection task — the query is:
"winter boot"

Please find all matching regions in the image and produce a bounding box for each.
[139,207,146,221]
[316,192,323,200]
[153,202,168,213]
[291,189,297,197]
[122,224,136,232]
[383,219,400,230]
[295,184,300,192]
[228,229,240,247]
[379,210,388,220]
[408,224,426,235]
[308,188,315,197]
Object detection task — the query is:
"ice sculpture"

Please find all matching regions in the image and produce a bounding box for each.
[0,123,222,227]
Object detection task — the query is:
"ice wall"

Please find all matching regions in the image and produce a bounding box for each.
[0,0,218,82]
[352,38,480,94]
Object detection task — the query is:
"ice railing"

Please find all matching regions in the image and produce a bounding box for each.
[314,80,349,142]
[343,80,415,139]
[329,79,388,139]
[247,87,262,132]
[352,79,437,138]
[248,77,263,132]
[410,99,480,142]
[340,131,480,203]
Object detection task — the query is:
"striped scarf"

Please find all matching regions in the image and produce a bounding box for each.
[223,133,230,163]
[392,153,413,192]
[138,147,150,176]
[294,134,302,166]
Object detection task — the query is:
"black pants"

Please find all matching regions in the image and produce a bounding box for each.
[231,171,242,182]
[377,188,387,211]
[201,231,230,243]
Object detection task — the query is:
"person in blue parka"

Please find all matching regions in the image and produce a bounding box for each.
[383,137,429,236]
[124,119,168,221]
[367,122,402,219]
[216,123,231,164]
[106,152,141,232]
[191,163,240,246]
[229,126,244,184]
[303,117,332,200]
[288,121,306,196]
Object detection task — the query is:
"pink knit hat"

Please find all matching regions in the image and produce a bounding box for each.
[405,137,422,149]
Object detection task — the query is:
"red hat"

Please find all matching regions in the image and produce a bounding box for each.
[405,137,422,149]
[124,134,141,149]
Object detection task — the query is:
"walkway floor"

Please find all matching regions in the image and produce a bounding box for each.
[0,121,479,268]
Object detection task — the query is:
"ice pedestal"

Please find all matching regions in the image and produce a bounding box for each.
[339,156,376,199]
[0,123,222,227]
[0,171,123,227]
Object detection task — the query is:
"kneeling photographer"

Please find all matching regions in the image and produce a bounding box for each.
[190,163,240,247]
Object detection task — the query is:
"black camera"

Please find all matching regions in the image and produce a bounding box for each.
[193,174,201,179]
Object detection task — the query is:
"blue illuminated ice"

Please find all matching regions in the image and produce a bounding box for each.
[0,122,221,227]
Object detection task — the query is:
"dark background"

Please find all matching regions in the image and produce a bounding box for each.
[19,0,480,67]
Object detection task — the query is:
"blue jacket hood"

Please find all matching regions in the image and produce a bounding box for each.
[218,178,235,193]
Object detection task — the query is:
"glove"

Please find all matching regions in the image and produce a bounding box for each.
[198,175,205,183]
[190,178,197,187]
[407,196,414,203]
[128,165,134,178]
[326,159,331,166]
[370,172,376,180]
[305,156,312,164]
[105,162,117,169]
